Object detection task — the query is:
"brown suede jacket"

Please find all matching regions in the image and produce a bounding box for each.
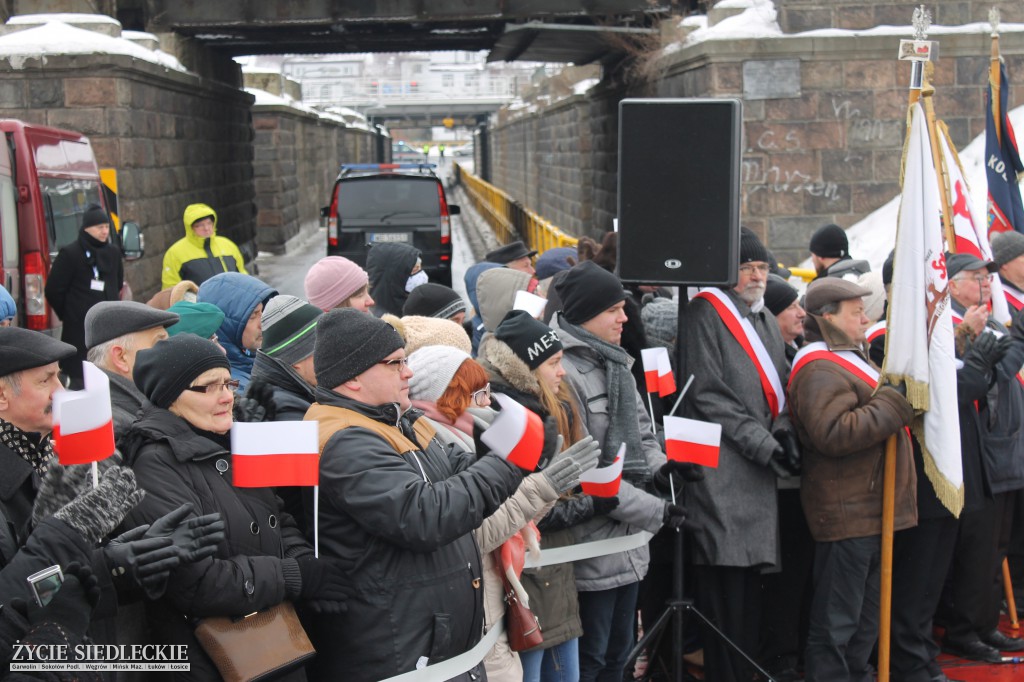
[789,314,918,542]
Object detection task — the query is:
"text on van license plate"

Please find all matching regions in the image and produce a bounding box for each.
[370,233,411,243]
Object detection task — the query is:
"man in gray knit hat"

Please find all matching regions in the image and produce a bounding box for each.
[85,301,179,437]
[991,231,1024,313]
[304,307,591,681]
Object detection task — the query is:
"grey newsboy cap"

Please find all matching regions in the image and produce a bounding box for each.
[85,301,180,349]
[805,278,872,314]
[0,327,76,377]
[945,252,997,280]
[991,231,1024,268]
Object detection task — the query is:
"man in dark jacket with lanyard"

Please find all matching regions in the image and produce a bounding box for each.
[941,252,1024,660]
[304,308,546,681]
[45,204,123,388]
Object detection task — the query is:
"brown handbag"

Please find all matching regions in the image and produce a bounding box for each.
[495,552,544,652]
[193,602,315,682]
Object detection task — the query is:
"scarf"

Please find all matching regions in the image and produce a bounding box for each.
[0,418,55,474]
[557,319,649,483]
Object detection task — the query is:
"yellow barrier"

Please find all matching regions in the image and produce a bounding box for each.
[455,163,578,254]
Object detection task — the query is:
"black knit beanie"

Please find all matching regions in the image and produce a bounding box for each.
[554,260,629,325]
[402,283,467,320]
[764,274,799,316]
[495,310,562,370]
[133,334,230,409]
[882,249,895,286]
[809,223,848,258]
[81,203,109,231]
[740,227,771,264]
[314,308,405,389]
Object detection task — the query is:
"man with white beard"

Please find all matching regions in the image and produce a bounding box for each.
[681,227,799,682]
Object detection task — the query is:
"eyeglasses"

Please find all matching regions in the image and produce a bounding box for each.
[738,263,771,275]
[378,357,410,369]
[954,273,993,284]
[471,383,491,407]
[185,379,240,394]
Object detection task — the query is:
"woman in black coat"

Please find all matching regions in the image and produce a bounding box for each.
[44,204,123,387]
[120,334,348,681]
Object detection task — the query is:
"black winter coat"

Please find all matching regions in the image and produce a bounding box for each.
[120,406,311,681]
[367,242,419,317]
[305,389,522,681]
[44,233,122,379]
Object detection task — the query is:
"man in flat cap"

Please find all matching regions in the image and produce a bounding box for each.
[486,239,537,275]
[808,223,870,281]
[85,301,179,437]
[789,278,915,681]
[682,227,799,682]
[941,251,1024,661]
[991,231,1024,313]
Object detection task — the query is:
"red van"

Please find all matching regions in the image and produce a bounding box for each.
[0,119,141,333]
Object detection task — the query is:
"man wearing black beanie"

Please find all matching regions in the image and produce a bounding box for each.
[764,274,804,363]
[551,260,689,681]
[808,223,871,280]
[303,307,540,681]
[682,226,798,682]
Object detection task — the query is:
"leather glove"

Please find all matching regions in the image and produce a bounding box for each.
[53,466,146,546]
[541,436,600,493]
[963,331,1004,375]
[233,391,267,423]
[242,379,277,422]
[662,503,694,532]
[653,460,704,494]
[103,525,181,600]
[296,556,349,614]
[23,563,98,639]
[590,495,620,516]
[143,503,226,563]
[769,430,801,478]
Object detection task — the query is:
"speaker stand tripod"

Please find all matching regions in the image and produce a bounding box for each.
[626,527,777,682]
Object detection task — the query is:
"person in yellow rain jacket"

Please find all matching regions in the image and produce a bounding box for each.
[162,203,247,289]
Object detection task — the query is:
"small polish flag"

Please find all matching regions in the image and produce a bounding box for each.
[231,421,320,488]
[480,393,546,471]
[52,362,115,465]
[513,290,547,319]
[664,416,721,468]
[579,443,625,497]
[641,348,676,397]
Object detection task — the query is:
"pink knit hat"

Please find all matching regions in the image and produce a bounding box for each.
[304,256,369,312]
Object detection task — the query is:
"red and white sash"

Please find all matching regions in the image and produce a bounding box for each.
[1005,286,1024,313]
[866,321,886,344]
[789,341,880,389]
[695,288,786,418]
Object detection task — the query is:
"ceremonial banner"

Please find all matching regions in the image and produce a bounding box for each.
[882,102,963,515]
[986,61,1024,237]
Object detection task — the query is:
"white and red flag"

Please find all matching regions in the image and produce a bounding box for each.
[664,416,721,468]
[882,102,963,515]
[513,290,547,319]
[480,393,546,471]
[52,362,115,465]
[579,443,625,497]
[640,347,676,397]
[231,421,320,488]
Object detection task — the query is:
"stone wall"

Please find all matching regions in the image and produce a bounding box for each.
[251,105,379,253]
[488,17,1024,264]
[777,0,1024,33]
[0,50,256,301]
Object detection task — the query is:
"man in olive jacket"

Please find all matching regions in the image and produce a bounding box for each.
[303,308,528,681]
[788,278,916,682]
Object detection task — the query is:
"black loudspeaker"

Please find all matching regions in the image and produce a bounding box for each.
[616,98,742,286]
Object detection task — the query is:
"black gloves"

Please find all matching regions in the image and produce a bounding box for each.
[52,466,145,546]
[296,556,349,614]
[963,331,1008,375]
[239,379,276,423]
[769,430,801,478]
[143,503,226,563]
[103,525,181,600]
[20,562,100,639]
[590,496,620,516]
[653,460,705,494]
[662,503,692,531]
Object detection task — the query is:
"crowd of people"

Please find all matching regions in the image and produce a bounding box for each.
[3,203,1024,682]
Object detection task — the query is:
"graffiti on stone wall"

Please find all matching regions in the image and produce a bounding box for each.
[742,160,841,201]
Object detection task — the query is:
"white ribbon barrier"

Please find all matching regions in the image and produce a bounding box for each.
[377,530,654,682]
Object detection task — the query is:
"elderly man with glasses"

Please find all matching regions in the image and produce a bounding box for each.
[302,308,576,681]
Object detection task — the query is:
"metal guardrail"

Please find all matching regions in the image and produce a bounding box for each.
[453,163,578,254]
